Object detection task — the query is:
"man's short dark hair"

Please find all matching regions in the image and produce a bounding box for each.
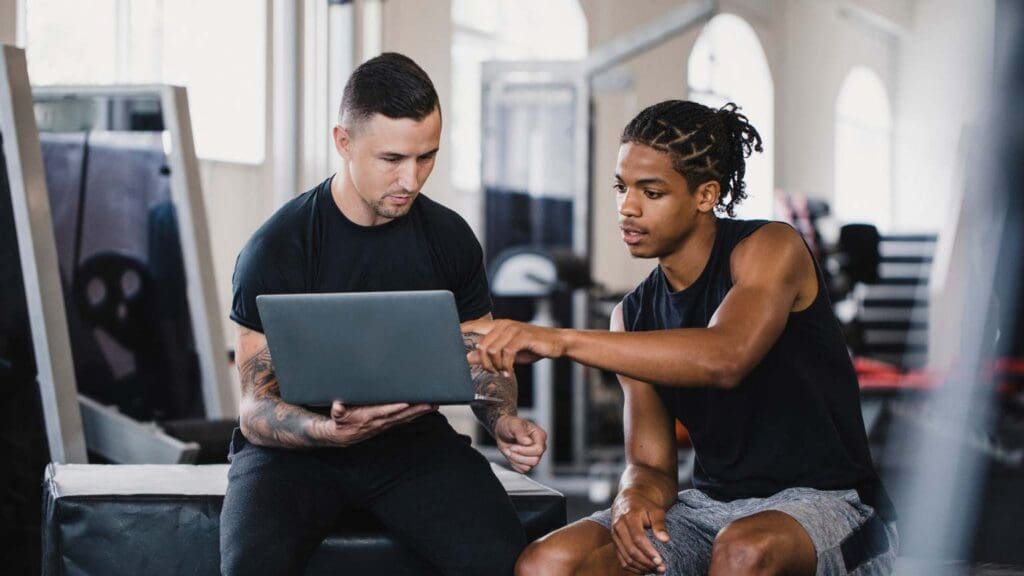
[338,52,440,133]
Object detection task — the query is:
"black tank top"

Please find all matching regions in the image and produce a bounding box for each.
[621,218,894,521]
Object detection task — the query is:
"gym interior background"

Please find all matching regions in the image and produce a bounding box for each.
[1,0,1022,574]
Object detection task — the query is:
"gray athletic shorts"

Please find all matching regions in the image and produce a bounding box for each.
[587,487,898,575]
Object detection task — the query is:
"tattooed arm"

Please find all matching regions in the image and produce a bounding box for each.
[462,315,548,473]
[463,331,517,436]
[236,325,331,448]
[235,325,437,449]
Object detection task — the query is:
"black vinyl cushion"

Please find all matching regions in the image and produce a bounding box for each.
[42,463,566,575]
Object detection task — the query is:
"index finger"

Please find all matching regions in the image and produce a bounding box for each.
[460,319,493,335]
[613,519,656,572]
[632,511,665,566]
[625,515,662,570]
[648,509,671,543]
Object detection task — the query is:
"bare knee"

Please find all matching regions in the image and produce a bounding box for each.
[516,539,576,576]
[709,522,778,576]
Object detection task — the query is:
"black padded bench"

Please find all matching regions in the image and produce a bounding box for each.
[42,463,566,575]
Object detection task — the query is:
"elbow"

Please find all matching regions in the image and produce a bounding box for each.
[699,331,750,389]
[237,399,262,445]
[709,358,745,390]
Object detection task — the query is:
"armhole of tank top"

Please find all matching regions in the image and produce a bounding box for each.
[730,221,822,316]
[620,294,634,333]
[791,236,826,315]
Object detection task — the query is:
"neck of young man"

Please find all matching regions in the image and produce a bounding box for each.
[331,164,394,227]
[657,214,717,292]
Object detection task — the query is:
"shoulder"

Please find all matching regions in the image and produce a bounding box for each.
[718,217,776,243]
[414,194,482,262]
[253,184,323,245]
[730,221,811,284]
[732,221,806,260]
[415,194,477,239]
[236,185,320,270]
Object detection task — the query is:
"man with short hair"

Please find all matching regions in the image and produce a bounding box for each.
[220,52,547,576]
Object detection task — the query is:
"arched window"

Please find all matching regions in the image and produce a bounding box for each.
[834,66,892,229]
[687,14,774,219]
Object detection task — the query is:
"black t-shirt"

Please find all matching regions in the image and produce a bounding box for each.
[621,217,894,521]
[231,177,492,333]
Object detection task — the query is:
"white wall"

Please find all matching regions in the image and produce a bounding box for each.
[581,0,902,293]
[582,0,708,293]
[199,159,273,346]
[382,0,458,216]
[774,0,899,206]
[892,0,995,232]
[391,0,992,295]
[199,1,275,358]
[0,0,18,45]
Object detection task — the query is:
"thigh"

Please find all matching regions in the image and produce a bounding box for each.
[220,429,350,576]
[358,420,526,576]
[745,488,896,576]
[576,543,636,576]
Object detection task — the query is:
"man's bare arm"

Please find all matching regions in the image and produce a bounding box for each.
[467,223,817,389]
[236,326,332,448]
[608,303,678,504]
[462,330,517,437]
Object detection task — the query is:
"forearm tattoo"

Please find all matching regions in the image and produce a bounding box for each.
[463,332,518,436]
[237,342,328,448]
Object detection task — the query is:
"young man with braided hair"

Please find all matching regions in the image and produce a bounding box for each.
[463,100,897,575]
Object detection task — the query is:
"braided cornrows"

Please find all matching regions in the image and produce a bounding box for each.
[621,100,763,217]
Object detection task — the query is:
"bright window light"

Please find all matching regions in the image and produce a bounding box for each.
[25,0,266,164]
[834,66,892,229]
[688,13,775,220]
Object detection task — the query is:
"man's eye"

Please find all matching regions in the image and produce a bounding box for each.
[613,184,626,194]
[644,190,663,199]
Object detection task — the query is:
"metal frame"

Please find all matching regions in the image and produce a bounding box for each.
[3,46,222,464]
[32,84,235,419]
[80,396,199,464]
[581,0,716,77]
[301,0,355,188]
[0,45,87,464]
[160,85,236,418]
[480,61,591,486]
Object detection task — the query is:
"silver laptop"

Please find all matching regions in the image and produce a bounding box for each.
[256,291,492,406]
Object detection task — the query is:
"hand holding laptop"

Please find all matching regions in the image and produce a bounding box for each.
[319,401,439,447]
